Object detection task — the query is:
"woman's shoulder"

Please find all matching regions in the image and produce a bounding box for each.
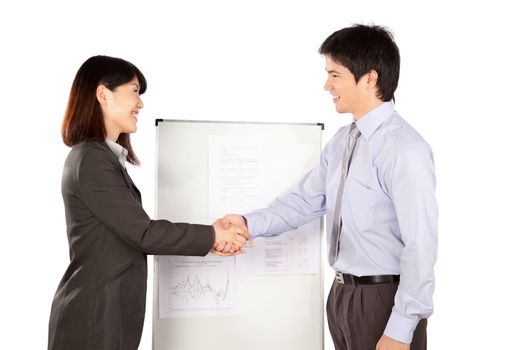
[72,140,105,151]
[67,141,113,166]
[71,141,112,157]
[66,141,122,185]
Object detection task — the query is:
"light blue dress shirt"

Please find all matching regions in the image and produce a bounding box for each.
[244,101,438,344]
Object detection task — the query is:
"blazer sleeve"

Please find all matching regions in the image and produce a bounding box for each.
[76,145,214,256]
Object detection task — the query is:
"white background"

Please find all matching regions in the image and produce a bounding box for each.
[1,1,524,349]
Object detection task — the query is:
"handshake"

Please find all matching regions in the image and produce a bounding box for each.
[210,214,252,256]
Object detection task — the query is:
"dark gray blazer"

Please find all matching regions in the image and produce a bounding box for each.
[48,141,214,350]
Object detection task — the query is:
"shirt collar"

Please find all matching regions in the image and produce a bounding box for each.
[355,100,395,140]
[105,138,128,168]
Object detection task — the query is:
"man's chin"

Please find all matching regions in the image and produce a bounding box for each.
[335,106,349,114]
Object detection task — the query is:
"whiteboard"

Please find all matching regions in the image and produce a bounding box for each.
[153,120,324,350]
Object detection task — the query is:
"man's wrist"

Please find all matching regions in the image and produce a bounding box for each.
[383,311,420,344]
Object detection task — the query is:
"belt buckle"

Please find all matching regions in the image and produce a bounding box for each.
[335,272,345,284]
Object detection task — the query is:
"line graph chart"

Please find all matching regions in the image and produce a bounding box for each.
[170,273,230,306]
[158,255,237,317]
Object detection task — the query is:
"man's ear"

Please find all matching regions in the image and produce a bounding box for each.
[96,84,109,106]
[366,70,379,89]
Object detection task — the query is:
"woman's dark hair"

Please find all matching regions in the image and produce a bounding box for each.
[319,24,400,102]
[61,55,147,165]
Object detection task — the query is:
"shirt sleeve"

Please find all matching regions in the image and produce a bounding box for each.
[77,146,214,256]
[244,144,329,237]
[383,147,438,344]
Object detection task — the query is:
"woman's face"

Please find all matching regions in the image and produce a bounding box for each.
[100,76,143,141]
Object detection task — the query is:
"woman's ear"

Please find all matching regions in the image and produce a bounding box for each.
[96,84,108,106]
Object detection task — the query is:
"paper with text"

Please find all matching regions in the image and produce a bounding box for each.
[237,220,320,275]
[208,136,269,218]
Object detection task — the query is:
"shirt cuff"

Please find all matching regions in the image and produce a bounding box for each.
[383,311,420,344]
[242,212,263,238]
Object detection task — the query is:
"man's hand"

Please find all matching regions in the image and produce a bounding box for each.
[376,335,409,350]
[220,214,248,232]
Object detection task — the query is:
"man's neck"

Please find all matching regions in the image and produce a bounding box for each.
[353,99,384,120]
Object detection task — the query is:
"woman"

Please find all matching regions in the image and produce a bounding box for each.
[48,55,247,350]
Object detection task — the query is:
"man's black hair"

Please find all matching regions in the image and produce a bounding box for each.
[319,24,400,101]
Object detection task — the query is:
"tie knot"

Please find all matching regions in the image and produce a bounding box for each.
[349,123,360,139]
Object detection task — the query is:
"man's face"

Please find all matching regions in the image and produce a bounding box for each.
[323,55,368,116]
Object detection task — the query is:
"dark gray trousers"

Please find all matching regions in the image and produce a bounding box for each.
[327,279,427,350]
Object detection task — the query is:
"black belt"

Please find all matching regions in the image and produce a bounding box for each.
[335,272,400,286]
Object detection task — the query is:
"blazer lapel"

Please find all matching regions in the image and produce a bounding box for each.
[122,168,142,204]
[101,142,142,204]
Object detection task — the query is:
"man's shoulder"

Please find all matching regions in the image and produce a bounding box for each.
[380,112,432,155]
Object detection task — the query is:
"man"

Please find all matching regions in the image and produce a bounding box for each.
[219,24,437,350]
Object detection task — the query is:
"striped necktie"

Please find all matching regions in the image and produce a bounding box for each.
[329,122,361,265]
